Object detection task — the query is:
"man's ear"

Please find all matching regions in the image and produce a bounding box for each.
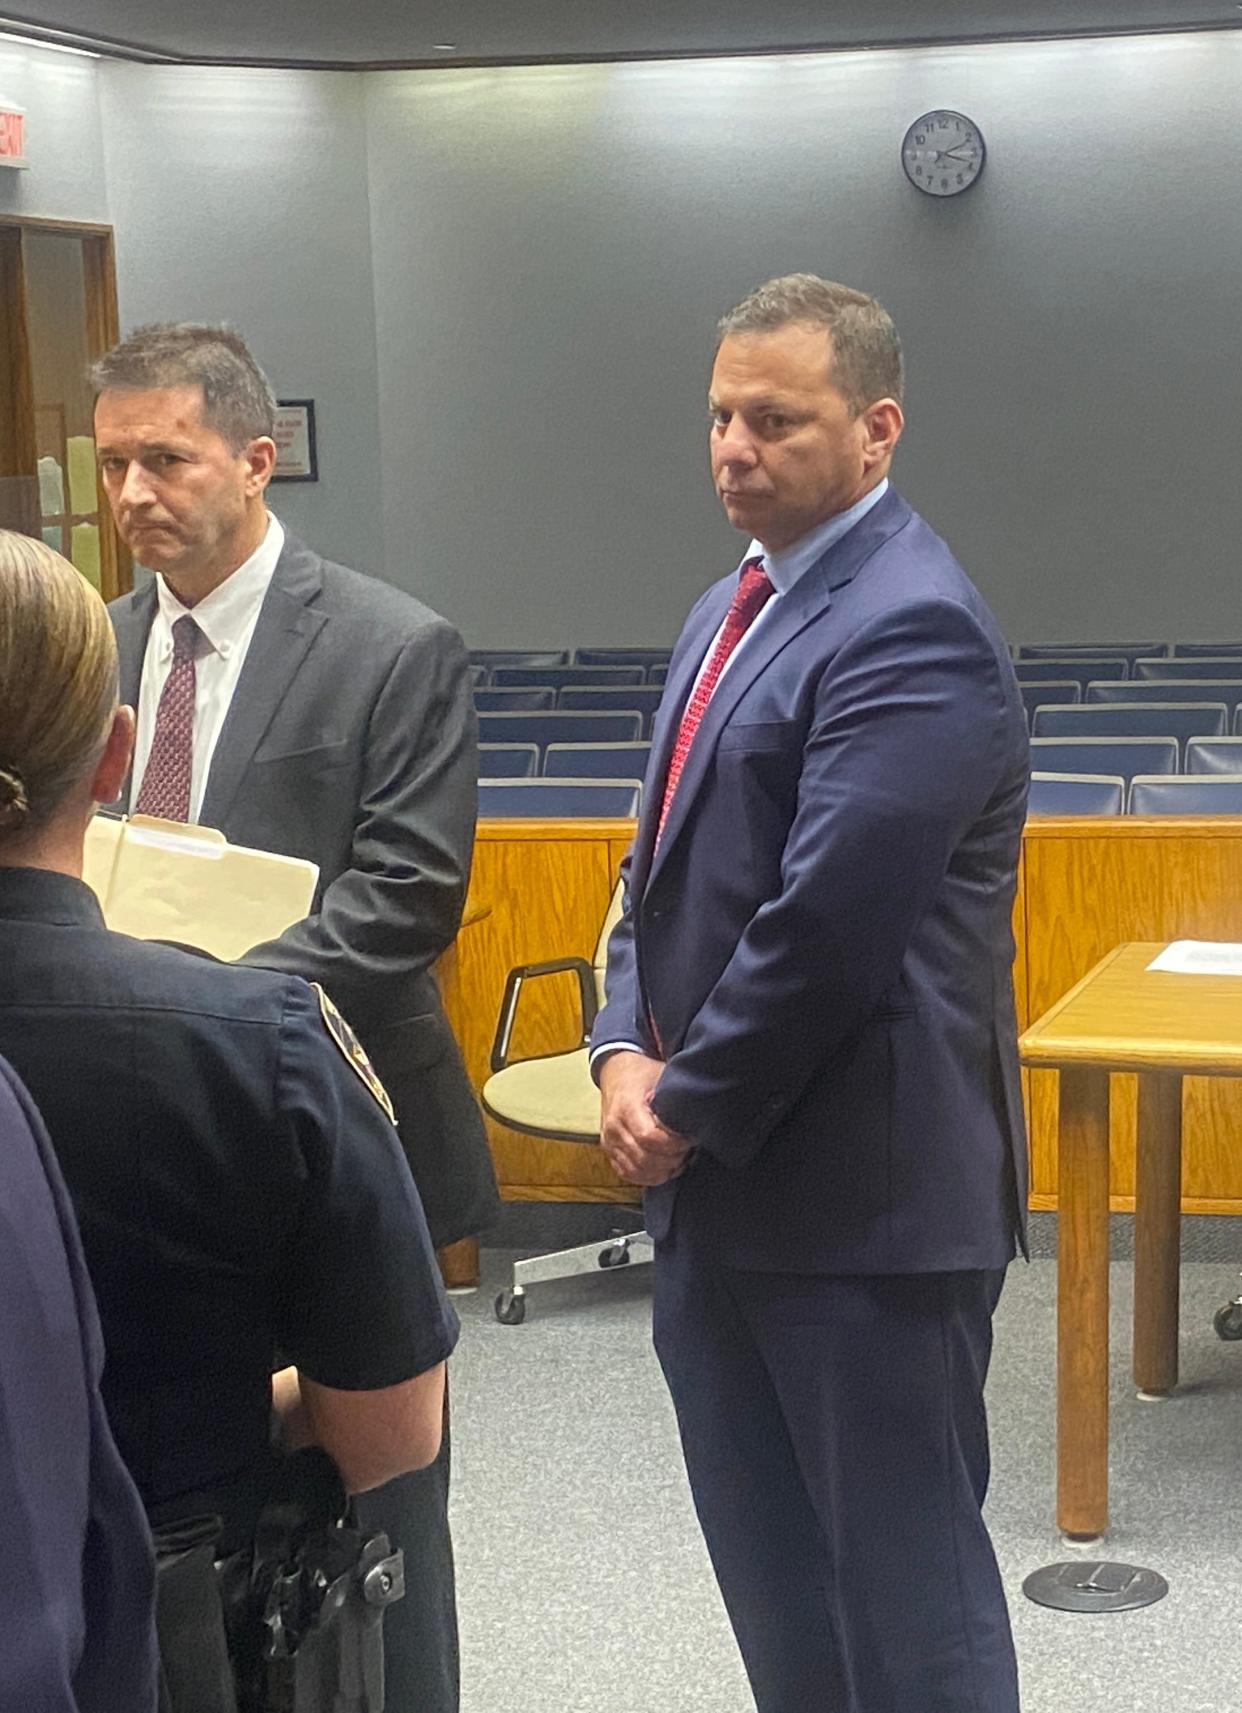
[245,436,278,497]
[860,397,905,470]
[92,706,136,806]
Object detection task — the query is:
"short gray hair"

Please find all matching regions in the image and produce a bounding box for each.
[90,323,277,449]
[716,274,903,414]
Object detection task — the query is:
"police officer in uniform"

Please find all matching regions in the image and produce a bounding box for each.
[0,532,458,1706]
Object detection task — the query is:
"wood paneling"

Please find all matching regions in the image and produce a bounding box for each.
[440,815,1242,1212]
[443,820,639,1205]
[1023,819,1242,1211]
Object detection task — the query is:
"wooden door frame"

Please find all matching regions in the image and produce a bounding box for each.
[0,214,130,598]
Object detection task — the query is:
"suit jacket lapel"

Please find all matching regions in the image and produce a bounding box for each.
[198,536,328,830]
[645,488,913,886]
[111,583,157,812]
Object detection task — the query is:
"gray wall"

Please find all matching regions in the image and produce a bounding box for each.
[97,65,385,576]
[0,51,385,578]
[367,33,1242,646]
[5,31,1242,644]
[0,40,108,220]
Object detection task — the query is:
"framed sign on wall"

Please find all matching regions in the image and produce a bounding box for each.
[272,399,318,482]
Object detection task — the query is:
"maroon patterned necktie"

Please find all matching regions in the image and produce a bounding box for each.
[135,614,200,822]
[655,559,774,849]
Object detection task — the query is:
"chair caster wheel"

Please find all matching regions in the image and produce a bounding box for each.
[494,1288,526,1325]
[599,1241,631,1269]
[1213,1302,1242,1341]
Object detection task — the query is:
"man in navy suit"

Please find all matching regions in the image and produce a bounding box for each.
[591,275,1028,1712]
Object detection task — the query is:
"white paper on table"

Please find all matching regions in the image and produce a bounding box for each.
[1147,941,1242,976]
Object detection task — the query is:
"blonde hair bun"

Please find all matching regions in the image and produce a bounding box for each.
[0,764,29,829]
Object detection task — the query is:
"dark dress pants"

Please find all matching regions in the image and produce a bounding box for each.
[353,1385,458,1713]
[653,1223,1019,1713]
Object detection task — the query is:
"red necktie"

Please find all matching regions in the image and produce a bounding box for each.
[655,559,774,848]
[135,614,200,822]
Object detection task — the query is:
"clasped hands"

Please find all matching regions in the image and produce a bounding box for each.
[598,1050,692,1186]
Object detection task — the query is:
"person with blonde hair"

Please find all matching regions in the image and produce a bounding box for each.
[0,531,459,1711]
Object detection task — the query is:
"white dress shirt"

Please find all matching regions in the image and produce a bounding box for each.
[130,515,285,824]
[590,480,889,1071]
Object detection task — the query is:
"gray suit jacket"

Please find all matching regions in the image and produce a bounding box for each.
[109,530,499,1248]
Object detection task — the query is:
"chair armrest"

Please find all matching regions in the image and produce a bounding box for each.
[490,957,598,1073]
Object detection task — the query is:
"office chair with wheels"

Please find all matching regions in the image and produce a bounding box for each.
[482,881,651,1324]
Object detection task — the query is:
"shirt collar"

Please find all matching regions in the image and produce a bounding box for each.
[153,514,285,661]
[743,479,889,596]
[0,866,106,929]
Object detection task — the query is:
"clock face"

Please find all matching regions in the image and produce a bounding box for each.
[902,110,985,198]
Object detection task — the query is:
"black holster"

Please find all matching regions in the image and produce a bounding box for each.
[156,1450,404,1713]
[153,1514,237,1713]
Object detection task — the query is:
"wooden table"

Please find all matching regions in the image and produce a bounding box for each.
[1020,941,1242,1539]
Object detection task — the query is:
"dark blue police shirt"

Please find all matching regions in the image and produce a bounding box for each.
[0,867,459,1547]
[0,1052,158,1711]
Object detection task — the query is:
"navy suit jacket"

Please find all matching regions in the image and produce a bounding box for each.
[592,487,1029,1273]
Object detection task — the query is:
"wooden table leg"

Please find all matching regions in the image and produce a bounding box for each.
[438,1237,480,1290]
[1057,1065,1112,1540]
[1133,1074,1183,1398]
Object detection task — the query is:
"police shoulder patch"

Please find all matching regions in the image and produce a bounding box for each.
[311,983,397,1126]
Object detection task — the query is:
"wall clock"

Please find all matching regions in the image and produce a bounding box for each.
[902,111,985,197]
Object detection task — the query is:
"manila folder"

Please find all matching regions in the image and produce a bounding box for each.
[83,813,318,961]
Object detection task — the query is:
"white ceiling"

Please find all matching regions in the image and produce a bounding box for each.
[3,0,1240,67]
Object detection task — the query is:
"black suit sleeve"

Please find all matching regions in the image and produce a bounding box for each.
[239,617,477,1032]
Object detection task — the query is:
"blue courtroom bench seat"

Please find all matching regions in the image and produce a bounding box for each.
[1010,658,1127,693]
[1018,681,1080,724]
[1171,642,1242,658]
[558,685,664,735]
[469,649,569,669]
[573,648,673,668]
[1015,642,1167,667]
[1086,679,1242,713]
[492,665,645,689]
[479,744,539,778]
[1029,735,1178,784]
[1028,772,1125,816]
[474,687,556,711]
[477,779,641,818]
[1031,702,1227,759]
[1187,737,1242,774]
[1133,656,1242,681]
[543,742,651,780]
[1129,775,1242,815]
[477,711,645,754]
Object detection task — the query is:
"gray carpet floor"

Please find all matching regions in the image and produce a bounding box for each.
[447,1239,1242,1713]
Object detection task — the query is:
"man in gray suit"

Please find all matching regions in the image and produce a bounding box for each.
[94,322,499,1713]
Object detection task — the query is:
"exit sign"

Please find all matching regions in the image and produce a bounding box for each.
[0,104,27,169]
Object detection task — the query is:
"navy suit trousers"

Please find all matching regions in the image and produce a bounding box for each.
[653,1225,1020,1713]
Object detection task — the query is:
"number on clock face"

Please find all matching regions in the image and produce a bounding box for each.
[901,110,986,198]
